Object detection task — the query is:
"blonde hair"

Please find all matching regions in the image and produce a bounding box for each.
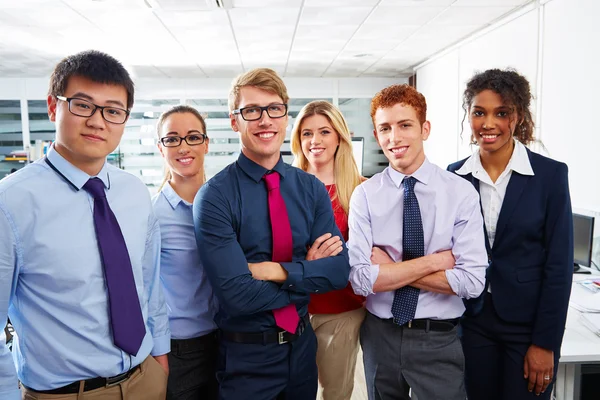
[228,68,289,112]
[156,105,207,191]
[290,100,362,215]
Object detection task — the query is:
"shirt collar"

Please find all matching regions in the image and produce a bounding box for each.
[386,157,433,189]
[46,144,110,190]
[236,151,287,183]
[455,139,534,177]
[160,181,190,209]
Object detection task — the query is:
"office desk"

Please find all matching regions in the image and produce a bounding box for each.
[555,275,600,400]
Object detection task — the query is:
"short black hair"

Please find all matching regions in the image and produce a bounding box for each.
[48,50,134,109]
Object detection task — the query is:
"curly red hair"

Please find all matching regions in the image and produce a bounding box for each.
[370,84,427,127]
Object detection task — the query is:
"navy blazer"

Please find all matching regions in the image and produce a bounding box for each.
[448,148,573,351]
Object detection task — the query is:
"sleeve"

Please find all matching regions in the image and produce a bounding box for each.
[143,211,171,356]
[532,163,574,350]
[0,203,22,400]
[194,183,295,317]
[279,179,350,294]
[347,184,380,297]
[445,187,488,299]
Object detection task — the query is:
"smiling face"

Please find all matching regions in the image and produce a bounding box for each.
[158,112,208,180]
[300,114,340,170]
[373,103,430,175]
[230,86,288,169]
[48,75,128,175]
[469,89,517,155]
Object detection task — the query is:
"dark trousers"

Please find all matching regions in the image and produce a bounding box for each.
[360,311,465,400]
[216,323,318,400]
[167,332,219,400]
[461,292,560,400]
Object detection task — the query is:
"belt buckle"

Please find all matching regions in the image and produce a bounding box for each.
[408,320,412,328]
[278,331,288,345]
[105,372,128,388]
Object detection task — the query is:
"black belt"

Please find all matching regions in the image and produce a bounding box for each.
[24,365,140,395]
[222,314,310,345]
[171,331,217,355]
[372,312,459,332]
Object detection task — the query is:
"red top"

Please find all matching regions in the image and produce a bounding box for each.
[308,185,365,315]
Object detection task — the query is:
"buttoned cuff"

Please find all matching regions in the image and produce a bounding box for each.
[280,261,304,290]
[151,333,171,356]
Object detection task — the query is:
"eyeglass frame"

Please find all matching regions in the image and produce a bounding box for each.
[158,132,208,147]
[56,95,130,124]
[231,103,288,121]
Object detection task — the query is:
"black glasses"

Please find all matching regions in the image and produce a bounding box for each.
[159,132,208,147]
[57,96,130,124]
[232,104,288,121]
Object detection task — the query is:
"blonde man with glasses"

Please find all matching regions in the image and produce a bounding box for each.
[193,68,351,399]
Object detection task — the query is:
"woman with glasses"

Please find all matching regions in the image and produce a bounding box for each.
[152,105,219,400]
[290,100,366,400]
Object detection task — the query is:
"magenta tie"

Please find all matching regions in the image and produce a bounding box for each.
[83,178,146,355]
[264,172,300,333]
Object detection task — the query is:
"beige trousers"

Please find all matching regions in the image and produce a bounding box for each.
[22,356,167,400]
[310,307,366,400]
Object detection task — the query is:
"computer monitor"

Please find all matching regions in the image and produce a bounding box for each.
[573,213,595,268]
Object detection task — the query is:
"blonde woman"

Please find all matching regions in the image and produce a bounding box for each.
[152,105,218,400]
[291,100,366,400]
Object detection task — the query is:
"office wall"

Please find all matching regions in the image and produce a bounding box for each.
[416,0,599,216]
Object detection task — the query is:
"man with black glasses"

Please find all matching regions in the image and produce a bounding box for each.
[193,68,350,399]
[0,50,170,400]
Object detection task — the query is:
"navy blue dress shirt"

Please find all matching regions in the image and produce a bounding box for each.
[193,152,350,333]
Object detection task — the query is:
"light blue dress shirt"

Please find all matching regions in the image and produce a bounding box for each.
[152,182,218,339]
[0,146,170,398]
[348,158,488,320]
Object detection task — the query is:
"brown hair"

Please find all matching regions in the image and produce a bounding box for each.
[156,105,207,191]
[228,68,289,112]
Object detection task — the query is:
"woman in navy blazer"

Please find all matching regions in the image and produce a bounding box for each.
[448,69,573,400]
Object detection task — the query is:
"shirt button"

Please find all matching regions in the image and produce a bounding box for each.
[315,290,319,293]
[289,284,293,288]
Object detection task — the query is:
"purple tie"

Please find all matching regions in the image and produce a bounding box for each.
[83,178,146,355]
[264,172,300,333]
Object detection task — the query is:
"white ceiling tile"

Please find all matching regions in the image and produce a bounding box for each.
[294,24,357,41]
[288,50,339,62]
[154,10,229,27]
[229,7,300,27]
[353,24,420,41]
[454,0,529,5]
[366,6,446,25]
[292,39,346,52]
[432,6,514,25]
[233,0,303,7]
[304,0,379,6]
[343,39,400,53]
[298,6,373,26]
[379,0,454,5]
